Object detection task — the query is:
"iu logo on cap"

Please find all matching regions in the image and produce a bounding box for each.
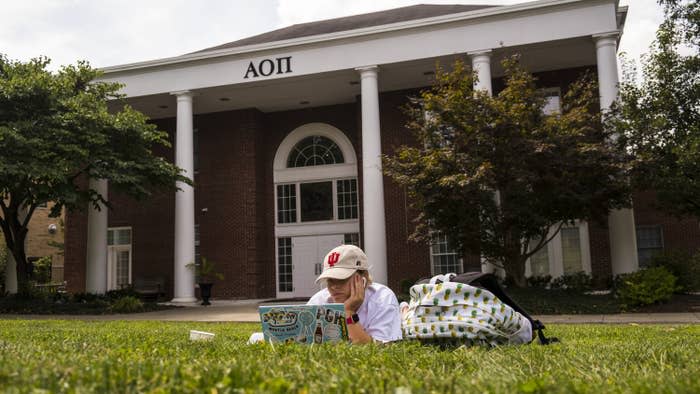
[327,252,340,267]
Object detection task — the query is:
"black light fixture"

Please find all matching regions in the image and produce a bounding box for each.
[219,97,230,102]
[158,105,168,109]
[423,71,435,76]
[349,81,360,85]
[299,100,310,105]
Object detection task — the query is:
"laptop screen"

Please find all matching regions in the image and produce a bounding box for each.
[259,304,348,344]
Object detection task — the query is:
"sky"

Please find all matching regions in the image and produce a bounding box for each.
[0,0,664,72]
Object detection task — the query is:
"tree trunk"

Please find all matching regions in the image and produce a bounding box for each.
[0,203,32,295]
[11,243,30,295]
[510,258,527,288]
[503,249,528,287]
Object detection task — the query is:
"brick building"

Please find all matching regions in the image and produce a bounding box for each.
[64,1,700,300]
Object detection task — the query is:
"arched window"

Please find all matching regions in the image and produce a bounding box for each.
[273,123,361,296]
[287,136,344,167]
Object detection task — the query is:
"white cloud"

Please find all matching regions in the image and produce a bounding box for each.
[619,0,665,68]
[1,0,279,69]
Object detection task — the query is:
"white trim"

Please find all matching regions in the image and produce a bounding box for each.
[429,234,464,276]
[541,87,562,115]
[100,0,616,74]
[275,221,360,238]
[275,236,294,296]
[107,226,133,291]
[273,123,360,297]
[275,164,357,184]
[525,220,591,278]
[273,123,357,177]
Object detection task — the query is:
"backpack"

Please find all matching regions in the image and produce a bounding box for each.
[402,272,559,346]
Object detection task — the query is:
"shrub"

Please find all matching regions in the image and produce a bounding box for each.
[71,292,104,304]
[105,286,140,301]
[616,267,679,307]
[526,275,552,288]
[109,296,144,313]
[650,249,700,293]
[30,256,52,284]
[550,272,592,291]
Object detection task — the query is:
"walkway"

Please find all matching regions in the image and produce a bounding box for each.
[2,299,699,323]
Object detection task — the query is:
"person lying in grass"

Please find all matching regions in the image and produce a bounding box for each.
[308,244,402,344]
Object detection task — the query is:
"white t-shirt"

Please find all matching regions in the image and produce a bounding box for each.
[307,283,403,343]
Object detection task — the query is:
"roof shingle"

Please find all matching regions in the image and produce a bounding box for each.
[193,4,497,53]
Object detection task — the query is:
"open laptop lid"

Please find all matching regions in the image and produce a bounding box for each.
[259,304,348,344]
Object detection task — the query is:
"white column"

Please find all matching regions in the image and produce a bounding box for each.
[470,51,500,275]
[171,91,197,302]
[356,66,388,285]
[470,50,493,95]
[5,254,17,293]
[595,32,639,274]
[86,178,108,294]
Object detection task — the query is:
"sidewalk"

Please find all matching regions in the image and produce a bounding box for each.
[2,299,699,323]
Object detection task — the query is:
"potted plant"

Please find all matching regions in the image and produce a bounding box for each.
[186,257,224,305]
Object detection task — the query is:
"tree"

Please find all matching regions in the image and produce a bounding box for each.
[610,0,700,218]
[384,57,631,287]
[0,56,190,294]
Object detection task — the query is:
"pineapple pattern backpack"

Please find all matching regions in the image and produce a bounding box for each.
[402,272,558,346]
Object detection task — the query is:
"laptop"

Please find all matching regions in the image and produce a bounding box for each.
[258,303,349,344]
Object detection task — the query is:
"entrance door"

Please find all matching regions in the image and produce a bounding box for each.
[291,234,343,297]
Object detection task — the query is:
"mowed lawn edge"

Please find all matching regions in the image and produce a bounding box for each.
[0,320,698,393]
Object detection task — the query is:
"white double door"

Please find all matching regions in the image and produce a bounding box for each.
[291,234,344,298]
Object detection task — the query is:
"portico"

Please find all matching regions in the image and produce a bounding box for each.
[75,0,636,300]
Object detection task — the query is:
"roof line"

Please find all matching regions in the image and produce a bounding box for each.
[100,0,611,74]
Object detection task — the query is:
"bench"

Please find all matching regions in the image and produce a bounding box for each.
[133,277,165,302]
[34,281,67,294]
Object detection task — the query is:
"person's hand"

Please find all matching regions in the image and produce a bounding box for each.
[344,274,365,314]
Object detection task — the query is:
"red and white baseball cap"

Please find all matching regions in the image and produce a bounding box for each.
[315,244,369,283]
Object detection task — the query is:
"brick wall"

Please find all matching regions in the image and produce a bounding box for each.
[378,89,431,290]
[633,190,700,255]
[63,65,700,298]
[25,203,65,281]
[193,109,270,299]
[64,176,88,293]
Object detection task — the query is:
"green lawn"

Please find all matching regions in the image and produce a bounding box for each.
[0,321,698,393]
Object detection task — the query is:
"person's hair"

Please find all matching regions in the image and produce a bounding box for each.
[358,270,373,284]
[321,270,373,287]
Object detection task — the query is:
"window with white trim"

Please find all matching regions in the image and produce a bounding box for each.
[287,136,344,167]
[344,233,360,247]
[276,184,297,224]
[278,237,293,292]
[542,87,561,115]
[526,223,591,278]
[276,178,358,224]
[561,227,583,274]
[636,225,663,267]
[300,181,333,222]
[430,233,463,275]
[337,179,358,220]
[528,238,550,276]
[107,227,132,290]
[194,224,201,280]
